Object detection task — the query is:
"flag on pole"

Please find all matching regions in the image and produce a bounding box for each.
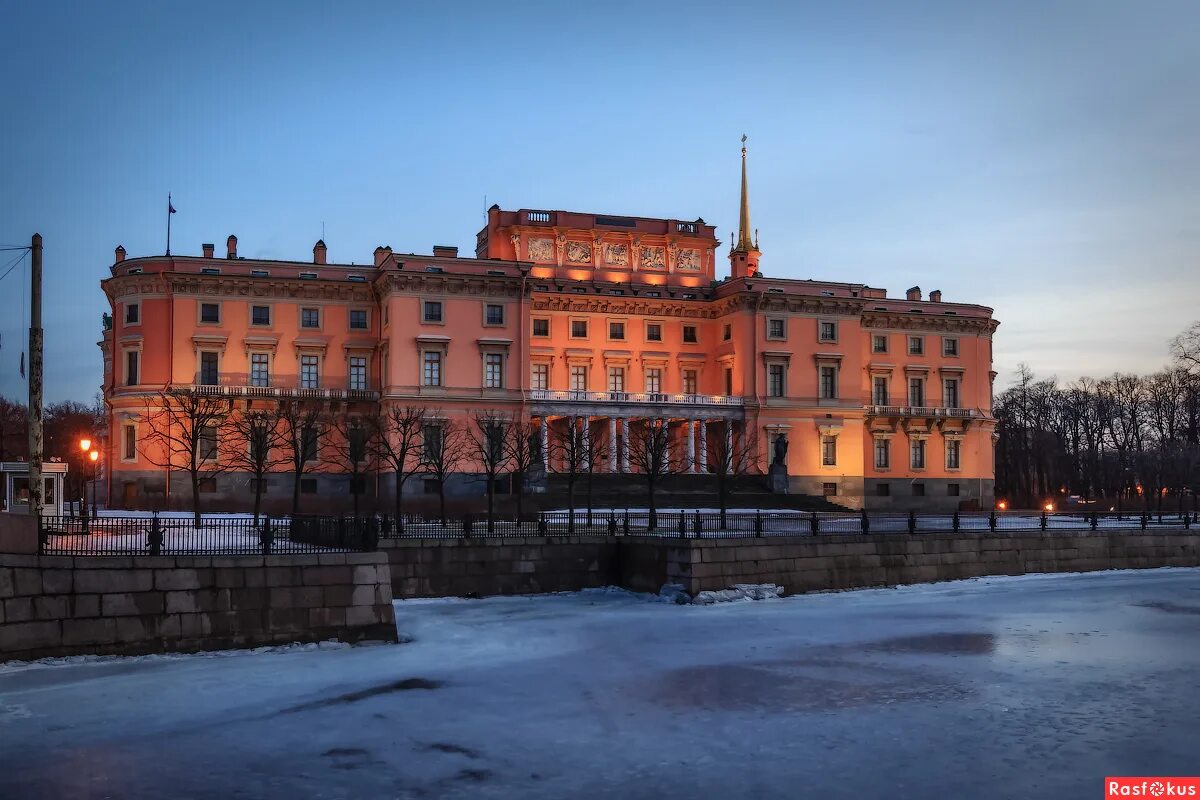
[19,351,25,378]
[169,199,176,214]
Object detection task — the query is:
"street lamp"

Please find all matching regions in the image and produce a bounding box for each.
[88,449,99,521]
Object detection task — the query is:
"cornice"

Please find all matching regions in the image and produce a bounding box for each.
[102,273,377,303]
[530,295,710,318]
[861,312,999,335]
[376,271,525,300]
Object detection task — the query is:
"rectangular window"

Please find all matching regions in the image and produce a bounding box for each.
[125,350,139,386]
[349,356,367,390]
[724,367,733,395]
[942,337,959,357]
[872,334,888,353]
[876,482,891,497]
[872,376,889,406]
[821,435,837,466]
[485,304,504,325]
[570,365,588,392]
[682,369,697,395]
[609,321,625,340]
[646,323,662,342]
[300,307,320,328]
[422,351,442,387]
[250,353,269,387]
[423,478,441,495]
[607,367,625,393]
[349,309,368,330]
[349,426,367,464]
[532,318,550,337]
[300,355,319,389]
[423,301,443,323]
[251,305,270,326]
[943,378,960,408]
[768,364,785,398]
[125,303,139,324]
[484,353,504,388]
[874,438,890,469]
[645,368,662,394]
[199,425,218,462]
[423,425,443,460]
[571,319,588,338]
[300,478,318,494]
[301,427,319,463]
[947,482,961,496]
[823,482,838,497]
[819,366,837,399]
[911,439,926,469]
[723,324,731,341]
[946,439,961,470]
[123,424,136,461]
[248,478,268,494]
[200,303,220,323]
[909,377,925,407]
[767,319,785,339]
[908,336,924,355]
[199,351,219,386]
[682,325,698,344]
[819,321,837,342]
[531,363,548,390]
[913,482,926,497]
[198,478,218,493]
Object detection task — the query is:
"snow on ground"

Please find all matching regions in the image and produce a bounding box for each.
[2,568,1199,799]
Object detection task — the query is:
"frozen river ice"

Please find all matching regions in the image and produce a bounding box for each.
[2,569,1199,799]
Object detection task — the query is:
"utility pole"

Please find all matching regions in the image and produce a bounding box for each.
[28,233,44,516]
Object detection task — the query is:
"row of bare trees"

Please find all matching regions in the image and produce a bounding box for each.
[0,395,104,503]
[995,322,1200,510]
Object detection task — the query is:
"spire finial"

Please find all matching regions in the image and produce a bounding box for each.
[735,134,756,252]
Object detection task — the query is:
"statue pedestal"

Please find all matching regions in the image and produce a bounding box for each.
[768,463,789,494]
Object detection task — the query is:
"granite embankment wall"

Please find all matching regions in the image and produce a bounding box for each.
[382,531,1200,599]
[0,551,396,662]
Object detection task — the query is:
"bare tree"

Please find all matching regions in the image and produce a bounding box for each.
[421,416,467,525]
[367,404,428,527]
[139,388,233,526]
[221,403,288,525]
[278,400,328,517]
[1170,321,1200,375]
[707,422,761,528]
[468,411,511,533]
[0,397,28,462]
[549,418,588,533]
[580,422,609,528]
[328,414,376,518]
[626,418,676,531]
[502,413,540,521]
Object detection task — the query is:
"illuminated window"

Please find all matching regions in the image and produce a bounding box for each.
[682,369,698,395]
[645,368,662,394]
[349,357,367,390]
[570,365,588,392]
[531,363,548,390]
[484,353,504,388]
[821,435,837,466]
[874,438,890,469]
[250,353,269,387]
[422,352,442,387]
[300,355,319,389]
[532,319,550,337]
[607,367,625,393]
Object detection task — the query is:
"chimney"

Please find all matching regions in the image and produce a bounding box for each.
[202,243,215,259]
[432,245,458,258]
[114,245,126,263]
[906,286,922,301]
[313,239,327,265]
[373,246,392,267]
[929,289,942,303]
[226,235,238,259]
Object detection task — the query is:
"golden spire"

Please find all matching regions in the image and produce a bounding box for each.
[735,134,757,252]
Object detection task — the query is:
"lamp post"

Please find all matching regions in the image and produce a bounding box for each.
[88,449,99,522]
[79,439,92,531]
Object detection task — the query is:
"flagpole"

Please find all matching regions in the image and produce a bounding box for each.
[166,193,172,256]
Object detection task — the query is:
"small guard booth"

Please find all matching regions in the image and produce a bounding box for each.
[1,461,68,516]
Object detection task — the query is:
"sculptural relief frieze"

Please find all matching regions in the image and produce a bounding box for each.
[527,237,554,262]
[677,248,701,270]
[565,241,592,264]
[639,246,666,269]
[602,243,629,266]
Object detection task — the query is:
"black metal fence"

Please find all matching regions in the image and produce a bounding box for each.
[36,509,1199,556]
[37,515,379,556]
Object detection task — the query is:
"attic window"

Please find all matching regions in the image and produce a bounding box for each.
[487,270,506,277]
[682,293,697,299]
[820,290,834,296]
[201,268,220,275]
[646,291,661,298]
[347,275,367,282]
[425,266,444,273]
[908,309,923,313]
[535,285,549,291]
[299,271,318,279]
[874,306,888,311]
[250,269,269,277]
[943,311,958,315]
[572,287,586,294]
[127,268,143,275]
[609,289,624,295]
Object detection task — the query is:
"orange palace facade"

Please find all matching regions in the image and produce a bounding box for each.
[100,152,998,512]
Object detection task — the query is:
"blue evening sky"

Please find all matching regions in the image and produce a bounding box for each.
[1,1,1197,403]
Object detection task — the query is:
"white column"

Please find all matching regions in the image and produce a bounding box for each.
[698,420,708,473]
[608,417,617,473]
[540,416,549,466]
[660,419,669,468]
[582,416,591,468]
[686,420,697,473]
[620,417,630,472]
[725,419,733,472]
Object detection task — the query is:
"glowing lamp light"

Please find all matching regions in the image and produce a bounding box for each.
[996,501,1008,511]
[79,438,91,452]
[89,450,99,463]
[1044,502,1055,512]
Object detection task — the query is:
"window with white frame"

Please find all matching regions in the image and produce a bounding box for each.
[943,377,960,408]
[910,439,926,469]
[946,439,961,470]
[484,353,504,388]
[819,365,838,399]
[423,301,443,323]
[821,435,837,466]
[607,366,625,393]
[349,356,367,390]
[300,354,319,389]
[645,368,662,394]
[908,335,924,355]
[874,438,890,469]
[682,369,697,395]
[819,321,837,342]
[768,364,785,398]
[422,351,442,386]
[485,304,504,326]
[250,353,270,387]
[531,363,548,390]
[767,318,785,340]
[349,309,368,330]
[570,365,588,392]
[872,334,888,353]
[942,337,959,357]
[908,376,925,406]
[872,376,889,406]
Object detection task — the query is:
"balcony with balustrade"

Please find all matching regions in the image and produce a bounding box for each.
[527,388,744,420]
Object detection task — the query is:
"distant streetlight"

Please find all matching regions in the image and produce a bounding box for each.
[79,438,91,453]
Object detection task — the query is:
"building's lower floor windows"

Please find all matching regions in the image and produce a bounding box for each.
[423,478,442,495]
[350,475,367,495]
[912,482,926,497]
[822,482,838,497]
[946,439,961,470]
[122,424,136,461]
[947,483,960,496]
[874,438,890,469]
[249,478,269,494]
[300,478,318,494]
[198,478,217,494]
[910,439,926,469]
[821,435,837,466]
[876,483,891,497]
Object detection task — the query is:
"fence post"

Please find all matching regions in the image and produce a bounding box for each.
[860,509,869,535]
[1090,512,1098,531]
[36,514,46,555]
[260,517,272,556]
[623,511,630,537]
[1039,511,1048,531]
[463,515,474,538]
[1140,513,1148,531]
[1184,512,1192,530]
[537,513,547,536]
[908,510,917,535]
[608,512,617,536]
[988,510,997,532]
[952,510,960,532]
[367,516,379,551]
[809,512,819,536]
[754,511,763,537]
[693,511,702,538]
[677,512,686,538]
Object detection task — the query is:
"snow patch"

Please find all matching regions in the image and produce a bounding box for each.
[0,639,354,674]
[693,583,785,604]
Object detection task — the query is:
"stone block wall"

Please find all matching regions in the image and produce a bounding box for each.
[0,552,396,662]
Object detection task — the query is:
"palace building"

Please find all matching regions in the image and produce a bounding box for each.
[99,144,998,512]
